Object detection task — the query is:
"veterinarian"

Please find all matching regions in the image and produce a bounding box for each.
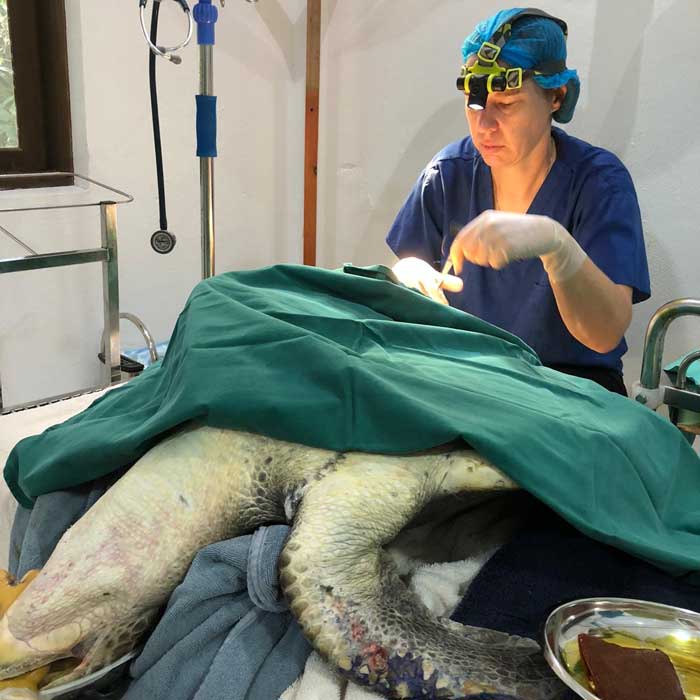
[387,7,650,395]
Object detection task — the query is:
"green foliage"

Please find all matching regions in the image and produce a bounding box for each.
[0,0,18,149]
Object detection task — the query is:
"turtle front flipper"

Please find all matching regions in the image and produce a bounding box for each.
[280,449,563,699]
[0,570,50,693]
[39,609,155,691]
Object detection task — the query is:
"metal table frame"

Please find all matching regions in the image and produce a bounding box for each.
[631,298,700,440]
[0,172,133,413]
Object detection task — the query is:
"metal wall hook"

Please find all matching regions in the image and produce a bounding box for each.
[676,348,700,391]
[638,299,700,392]
[99,313,160,372]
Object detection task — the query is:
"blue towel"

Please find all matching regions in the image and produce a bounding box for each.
[125,525,311,700]
[451,495,700,638]
[122,341,169,369]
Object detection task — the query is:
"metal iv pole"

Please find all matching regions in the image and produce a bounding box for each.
[142,0,257,278]
[193,0,218,279]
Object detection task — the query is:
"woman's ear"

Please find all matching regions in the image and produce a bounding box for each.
[552,85,567,112]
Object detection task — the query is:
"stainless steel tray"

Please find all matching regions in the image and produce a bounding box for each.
[543,597,700,700]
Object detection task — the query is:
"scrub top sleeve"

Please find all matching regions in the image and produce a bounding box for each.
[385,164,445,265]
[571,171,651,304]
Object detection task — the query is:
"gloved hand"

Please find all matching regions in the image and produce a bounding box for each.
[449,210,588,282]
[391,257,463,305]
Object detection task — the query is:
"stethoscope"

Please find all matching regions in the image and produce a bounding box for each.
[138,0,194,254]
[139,0,194,65]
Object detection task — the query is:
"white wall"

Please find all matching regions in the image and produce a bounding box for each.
[1,0,699,407]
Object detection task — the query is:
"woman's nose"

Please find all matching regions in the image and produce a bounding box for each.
[476,104,498,131]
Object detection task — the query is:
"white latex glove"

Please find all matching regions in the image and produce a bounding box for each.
[449,210,587,282]
[391,257,463,305]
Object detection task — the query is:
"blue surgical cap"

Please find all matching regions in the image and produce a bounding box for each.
[461,7,580,123]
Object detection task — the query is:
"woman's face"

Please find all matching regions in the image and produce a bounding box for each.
[464,60,564,168]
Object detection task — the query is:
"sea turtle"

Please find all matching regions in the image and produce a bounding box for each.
[0,422,565,699]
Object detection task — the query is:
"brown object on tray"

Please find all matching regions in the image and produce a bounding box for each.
[578,633,686,700]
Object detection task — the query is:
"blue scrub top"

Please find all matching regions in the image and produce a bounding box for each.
[386,126,651,372]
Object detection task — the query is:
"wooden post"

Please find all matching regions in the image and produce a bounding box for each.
[303,0,321,266]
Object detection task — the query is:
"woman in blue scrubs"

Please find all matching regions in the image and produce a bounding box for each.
[387,8,650,395]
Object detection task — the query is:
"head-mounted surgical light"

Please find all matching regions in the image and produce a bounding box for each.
[456,9,567,111]
[457,61,523,111]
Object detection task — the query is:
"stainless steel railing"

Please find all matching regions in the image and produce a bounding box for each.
[0,172,133,412]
